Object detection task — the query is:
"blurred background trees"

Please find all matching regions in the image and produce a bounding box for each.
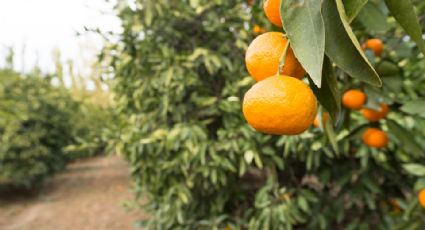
[0,46,116,188]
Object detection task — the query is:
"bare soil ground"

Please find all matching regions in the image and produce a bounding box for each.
[0,156,146,230]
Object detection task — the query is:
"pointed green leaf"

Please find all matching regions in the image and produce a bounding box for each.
[343,0,368,22]
[322,0,382,86]
[403,164,425,176]
[387,119,424,156]
[309,57,341,121]
[281,0,325,87]
[325,117,339,154]
[384,0,425,56]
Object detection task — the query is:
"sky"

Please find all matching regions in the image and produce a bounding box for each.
[0,0,122,84]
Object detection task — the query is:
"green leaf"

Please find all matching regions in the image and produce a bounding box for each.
[343,0,368,22]
[309,57,341,121]
[387,119,424,156]
[281,0,325,87]
[384,0,425,56]
[324,117,339,154]
[357,2,390,32]
[403,164,425,176]
[322,0,381,86]
[401,99,425,118]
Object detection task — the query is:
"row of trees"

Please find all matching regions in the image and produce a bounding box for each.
[0,50,115,188]
[102,0,425,229]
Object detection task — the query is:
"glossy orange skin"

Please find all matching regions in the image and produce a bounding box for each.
[363,38,384,56]
[243,76,317,135]
[245,32,305,81]
[418,189,425,208]
[313,112,329,128]
[263,0,282,27]
[362,128,388,148]
[362,103,389,122]
[342,89,367,110]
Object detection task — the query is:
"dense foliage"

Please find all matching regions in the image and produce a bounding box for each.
[0,69,77,187]
[105,0,425,229]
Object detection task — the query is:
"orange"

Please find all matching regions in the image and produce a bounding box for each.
[263,0,282,27]
[419,189,425,208]
[252,25,265,35]
[389,198,401,213]
[313,112,329,128]
[243,75,317,135]
[362,38,384,56]
[362,128,388,148]
[247,0,254,6]
[362,103,389,122]
[342,89,367,110]
[245,32,305,81]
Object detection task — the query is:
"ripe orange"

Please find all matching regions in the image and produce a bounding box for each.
[313,112,329,128]
[245,32,305,81]
[362,128,388,148]
[252,25,265,35]
[243,75,317,135]
[419,189,425,208]
[263,0,282,27]
[362,38,384,56]
[362,103,389,122]
[342,89,367,110]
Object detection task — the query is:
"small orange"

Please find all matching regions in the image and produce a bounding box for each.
[313,112,329,128]
[418,189,425,208]
[362,103,389,122]
[245,32,305,81]
[243,75,317,135]
[389,198,401,213]
[362,38,384,56]
[362,128,388,148]
[263,0,282,27]
[252,25,265,35]
[342,89,367,110]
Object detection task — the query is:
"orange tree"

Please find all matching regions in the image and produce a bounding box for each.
[0,68,77,188]
[103,0,425,228]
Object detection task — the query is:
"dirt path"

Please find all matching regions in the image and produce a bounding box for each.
[0,156,146,230]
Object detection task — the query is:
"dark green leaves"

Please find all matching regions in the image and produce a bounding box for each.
[322,0,381,86]
[309,58,341,121]
[387,119,424,156]
[343,0,368,22]
[384,0,425,56]
[281,0,325,87]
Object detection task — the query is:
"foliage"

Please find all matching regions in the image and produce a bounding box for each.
[64,100,119,159]
[0,69,77,187]
[104,0,425,229]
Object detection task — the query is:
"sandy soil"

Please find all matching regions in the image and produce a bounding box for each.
[0,156,146,230]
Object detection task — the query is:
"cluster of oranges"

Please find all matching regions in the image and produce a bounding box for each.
[242,0,316,136]
[342,89,389,149]
[314,38,388,149]
[242,0,425,211]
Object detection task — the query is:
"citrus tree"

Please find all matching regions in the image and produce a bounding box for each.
[104,0,425,228]
[0,68,77,188]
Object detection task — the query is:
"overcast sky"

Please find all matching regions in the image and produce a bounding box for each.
[0,0,122,80]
